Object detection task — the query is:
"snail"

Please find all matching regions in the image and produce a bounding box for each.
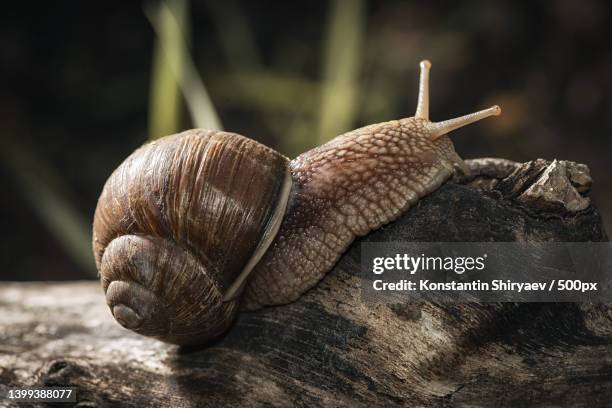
[93,60,501,345]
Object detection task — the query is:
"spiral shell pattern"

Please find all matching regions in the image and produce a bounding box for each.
[93,129,290,345]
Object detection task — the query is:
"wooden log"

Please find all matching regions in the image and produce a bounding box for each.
[0,158,610,407]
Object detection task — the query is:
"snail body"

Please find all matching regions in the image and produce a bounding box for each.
[93,61,501,345]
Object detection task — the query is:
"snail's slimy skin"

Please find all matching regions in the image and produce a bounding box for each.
[243,60,500,310]
[243,119,462,309]
[92,60,501,344]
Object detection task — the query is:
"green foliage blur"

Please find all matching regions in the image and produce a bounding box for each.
[1,0,611,280]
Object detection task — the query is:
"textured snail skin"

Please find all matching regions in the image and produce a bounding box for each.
[243,61,501,310]
[242,120,460,309]
[93,60,500,344]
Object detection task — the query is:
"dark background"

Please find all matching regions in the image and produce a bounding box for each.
[1,0,611,281]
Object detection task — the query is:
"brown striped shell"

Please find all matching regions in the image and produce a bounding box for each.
[93,129,291,345]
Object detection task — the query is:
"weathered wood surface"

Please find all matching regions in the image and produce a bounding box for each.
[1,158,611,407]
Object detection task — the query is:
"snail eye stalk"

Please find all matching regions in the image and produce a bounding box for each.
[413,59,501,140]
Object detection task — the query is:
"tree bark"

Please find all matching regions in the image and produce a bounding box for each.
[1,158,610,407]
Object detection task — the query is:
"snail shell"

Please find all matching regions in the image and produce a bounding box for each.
[93,130,291,345]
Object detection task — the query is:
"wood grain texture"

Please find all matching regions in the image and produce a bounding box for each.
[1,159,610,407]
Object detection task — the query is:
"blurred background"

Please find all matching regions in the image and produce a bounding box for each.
[1,0,611,281]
